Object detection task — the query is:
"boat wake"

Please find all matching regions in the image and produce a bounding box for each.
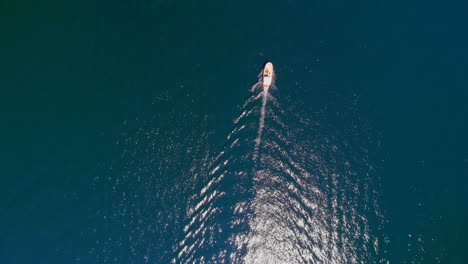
[90,64,387,264]
[173,64,388,263]
[172,66,278,263]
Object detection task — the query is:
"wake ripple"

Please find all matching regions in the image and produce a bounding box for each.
[174,74,387,263]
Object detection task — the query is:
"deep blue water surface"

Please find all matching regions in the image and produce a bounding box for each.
[1,0,467,263]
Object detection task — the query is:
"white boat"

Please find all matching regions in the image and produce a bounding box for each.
[262,62,274,89]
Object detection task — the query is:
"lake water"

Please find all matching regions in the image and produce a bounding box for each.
[1,0,467,263]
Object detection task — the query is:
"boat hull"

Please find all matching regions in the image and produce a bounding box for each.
[262,62,274,89]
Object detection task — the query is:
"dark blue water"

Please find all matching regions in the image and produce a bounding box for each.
[1,0,467,263]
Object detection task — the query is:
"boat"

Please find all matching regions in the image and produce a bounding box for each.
[262,62,274,89]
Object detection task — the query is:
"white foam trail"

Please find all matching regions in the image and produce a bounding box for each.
[242,92,262,109]
[250,82,261,92]
[253,88,268,161]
